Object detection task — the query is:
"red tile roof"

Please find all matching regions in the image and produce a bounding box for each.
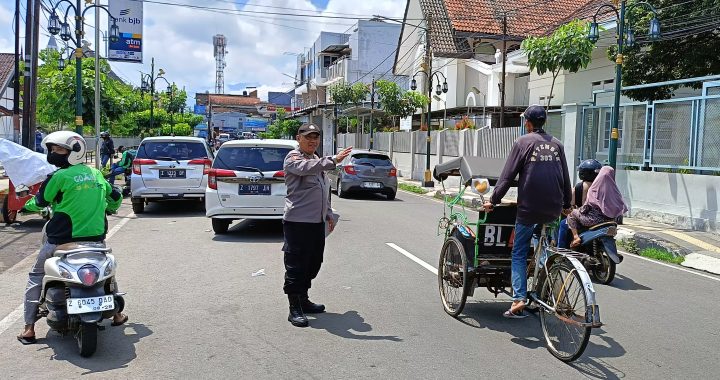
[0,53,17,90]
[207,94,262,107]
[444,0,608,39]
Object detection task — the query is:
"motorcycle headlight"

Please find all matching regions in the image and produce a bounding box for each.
[58,264,72,279]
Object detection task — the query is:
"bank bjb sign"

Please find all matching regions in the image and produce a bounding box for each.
[108,0,143,63]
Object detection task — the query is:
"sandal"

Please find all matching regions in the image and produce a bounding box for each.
[503,309,528,319]
[17,335,37,345]
[111,314,128,327]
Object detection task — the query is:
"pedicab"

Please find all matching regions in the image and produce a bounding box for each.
[433,156,603,362]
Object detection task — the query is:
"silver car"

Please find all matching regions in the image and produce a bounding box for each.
[130,136,214,214]
[328,150,398,200]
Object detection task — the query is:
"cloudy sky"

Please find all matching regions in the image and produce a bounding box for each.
[0,0,405,103]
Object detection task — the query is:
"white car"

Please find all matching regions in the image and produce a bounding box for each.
[130,136,213,214]
[206,139,299,233]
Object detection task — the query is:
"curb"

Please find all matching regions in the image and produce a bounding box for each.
[632,232,693,257]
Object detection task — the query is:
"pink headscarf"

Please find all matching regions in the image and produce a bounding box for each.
[585,166,627,218]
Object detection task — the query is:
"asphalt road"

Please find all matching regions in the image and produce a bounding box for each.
[0,191,718,379]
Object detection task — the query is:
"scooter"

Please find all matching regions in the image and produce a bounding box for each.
[34,238,125,357]
[576,221,623,285]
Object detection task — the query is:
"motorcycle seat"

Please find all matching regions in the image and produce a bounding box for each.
[588,221,617,231]
[54,241,111,256]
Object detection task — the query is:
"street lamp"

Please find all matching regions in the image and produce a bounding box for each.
[411,68,448,187]
[471,87,487,129]
[587,0,660,168]
[140,58,170,135]
[47,0,120,135]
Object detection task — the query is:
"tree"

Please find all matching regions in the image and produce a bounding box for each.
[619,0,720,101]
[375,80,429,129]
[261,108,301,139]
[522,20,595,106]
[329,81,370,132]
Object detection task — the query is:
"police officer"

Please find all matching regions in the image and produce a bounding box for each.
[282,124,352,327]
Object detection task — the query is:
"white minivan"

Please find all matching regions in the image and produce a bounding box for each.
[205,139,298,233]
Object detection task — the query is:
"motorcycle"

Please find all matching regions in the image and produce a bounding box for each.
[34,237,125,357]
[575,221,623,285]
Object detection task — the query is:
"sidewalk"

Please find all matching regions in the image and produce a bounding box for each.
[397,177,720,275]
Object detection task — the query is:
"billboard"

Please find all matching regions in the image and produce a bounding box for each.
[108,0,143,63]
[193,105,207,115]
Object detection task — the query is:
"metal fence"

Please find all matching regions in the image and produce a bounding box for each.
[580,92,720,171]
[374,132,391,152]
[393,131,411,153]
[444,131,460,157]
[476,127,520,158]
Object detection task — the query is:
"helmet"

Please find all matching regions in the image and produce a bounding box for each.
[100,131,110,138]
[42,131,87,166]
[578,159,602,182]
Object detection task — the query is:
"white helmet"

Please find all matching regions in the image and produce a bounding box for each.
[42,131,87,165]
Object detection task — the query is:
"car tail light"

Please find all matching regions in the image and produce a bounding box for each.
[132,159,157,175]
[343,165,357,175]
[77,265,99,286]
[208,168,236,190]
[189,158,212,175]
[389,168,397,177]
[273,171,285,178]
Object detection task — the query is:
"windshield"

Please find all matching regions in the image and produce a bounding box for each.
[213,146,292,172]
[351,153,392,167]
[136,141,208,160]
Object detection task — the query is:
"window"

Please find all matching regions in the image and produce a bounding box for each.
[213,147,293,172]
[136,141,208,160]
[602,109,624,149]
[350,153,392,167]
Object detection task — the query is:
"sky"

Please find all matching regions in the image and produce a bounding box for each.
[0,0,405,104]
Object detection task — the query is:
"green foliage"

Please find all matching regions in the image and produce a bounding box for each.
[262,108,302,139]
[399,183,430,194]
[329,80,369,106]
[619,0,720,101]
[522,20,595,106]
[640,248,684,264]
[375,80,429,128]
[160,123,192,136]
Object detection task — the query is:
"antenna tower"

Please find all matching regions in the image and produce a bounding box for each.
[213,34,227,94]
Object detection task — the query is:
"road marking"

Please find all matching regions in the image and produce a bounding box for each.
[386,243,437,275]
[660,231,720,254]
[620,249,720,283]
[0,212,135,336]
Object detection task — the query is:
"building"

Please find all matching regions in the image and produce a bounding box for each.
[0,53,18,141]
[195,91,269,136]
[394,0,604,129]
[293,20,407,154]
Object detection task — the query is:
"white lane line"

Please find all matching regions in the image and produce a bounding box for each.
[0,212,135,336]
[620,249,720,283]
[386,243,437,275]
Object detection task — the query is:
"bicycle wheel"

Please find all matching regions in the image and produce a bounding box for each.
[539,260,591,362]
[438,237,470,317]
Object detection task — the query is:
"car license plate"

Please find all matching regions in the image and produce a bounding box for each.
[362,182,382,189]
[66,295,115,314]
[238,184,271,195]
[159,169,186,178]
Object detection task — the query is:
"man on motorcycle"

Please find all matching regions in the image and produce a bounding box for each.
[17,131,127,345]
[106,145,136,185]
[483,105,572,318]
[557,159,602,248]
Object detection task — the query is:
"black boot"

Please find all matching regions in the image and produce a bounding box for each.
[301,292,325,314]
[287,294,308,327]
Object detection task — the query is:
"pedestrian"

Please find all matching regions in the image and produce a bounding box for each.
[100,131,115,169]
[282,123,352,327]
[483,105,572,319]
[17,131,126,345]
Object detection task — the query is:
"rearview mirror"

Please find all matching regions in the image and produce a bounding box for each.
[470,178,490,195]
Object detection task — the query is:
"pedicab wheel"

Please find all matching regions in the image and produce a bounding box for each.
[590,246,616,285]
[77,322,98,357]
[1,196,17,225]
[438,237,470,317]
[539,261,591,362]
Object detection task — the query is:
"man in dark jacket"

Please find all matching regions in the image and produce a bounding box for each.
[100,131,115,169]
[483,105,572,318]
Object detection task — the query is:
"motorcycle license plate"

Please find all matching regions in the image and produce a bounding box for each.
[66,296,115,314]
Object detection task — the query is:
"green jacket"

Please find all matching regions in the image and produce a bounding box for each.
[25,164,123,244]
[118,149,136,169]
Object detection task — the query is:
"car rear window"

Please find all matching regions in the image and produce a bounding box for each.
[136,141,208,160]
[351,153,392,167]
[213,146,293,172]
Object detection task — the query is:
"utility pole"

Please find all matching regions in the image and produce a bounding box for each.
[499,13,507,129]
[13,0,20,143]
[369,77,375,150]
[423,14,433,187]
[333,104,338,153]
[94,0,101,169]
[28,0,40,145]
[21,0,35,149]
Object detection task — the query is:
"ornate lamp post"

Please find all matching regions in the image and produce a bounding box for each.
[140,58,168,135]
[411,68,448,187]
[587,0,661,168]
[48,0,119,135]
